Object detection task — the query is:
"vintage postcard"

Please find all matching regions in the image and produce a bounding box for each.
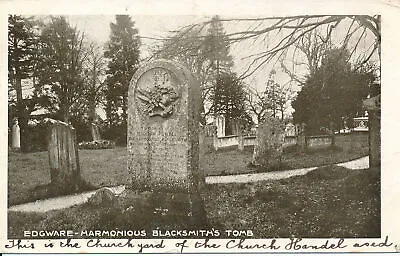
[1,0,399,254]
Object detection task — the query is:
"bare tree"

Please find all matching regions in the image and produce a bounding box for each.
[158,15,380,80]
[152,16,235,122]
[244,86,271,124]
[245,71,295,123]
[82,43,107,140]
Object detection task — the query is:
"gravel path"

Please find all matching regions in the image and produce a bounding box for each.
[8,185,125,213]
[8,157,369,213]
[206,156,369,184]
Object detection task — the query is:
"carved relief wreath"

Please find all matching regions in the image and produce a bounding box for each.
[136,69,180,118]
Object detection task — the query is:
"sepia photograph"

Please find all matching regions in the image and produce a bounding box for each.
[2,0,397,253]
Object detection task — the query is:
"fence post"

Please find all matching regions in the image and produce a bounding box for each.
[363,95,381,167]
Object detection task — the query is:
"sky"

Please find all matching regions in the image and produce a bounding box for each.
[66,15,300,89]
[66,15,378,84]
[12,14,379,119]
[64,14,379,118]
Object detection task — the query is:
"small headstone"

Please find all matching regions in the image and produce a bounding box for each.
[128,59,205,226]
[215,116,225,137]
[46,118,84,192]
[252,118,285,168]
[296,123,306,150]
[91,122,101,141]
[11,118,20,150]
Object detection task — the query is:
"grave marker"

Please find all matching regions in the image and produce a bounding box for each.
[46,118,85,192]
[128,59,205,226]
[252,118,285,168]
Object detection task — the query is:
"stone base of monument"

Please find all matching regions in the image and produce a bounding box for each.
[119,189,208,232]
[146,191,207,229]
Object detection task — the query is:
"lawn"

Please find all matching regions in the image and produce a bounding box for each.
[7,132,379,238]
[8,133,369,206]
[203,166,380,238]
[8,165,380,239]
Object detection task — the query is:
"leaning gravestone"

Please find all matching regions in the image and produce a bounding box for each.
[128,59,205,226]
[46,118,86,193]
[252,118,285,168]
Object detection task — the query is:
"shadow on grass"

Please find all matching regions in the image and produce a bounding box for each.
[12,179,99,207]
[203,165,380,238]
[8,166,380,239]
[8,190,210,239]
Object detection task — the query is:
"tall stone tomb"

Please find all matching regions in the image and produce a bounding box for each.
[128,59,205,226]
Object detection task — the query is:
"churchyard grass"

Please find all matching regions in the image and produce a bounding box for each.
[8,133,368,206]
[8,147,129,207]
[203,165,380,238]
[8,165,380,238]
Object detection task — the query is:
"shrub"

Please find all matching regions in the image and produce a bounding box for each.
[78,140,116,150]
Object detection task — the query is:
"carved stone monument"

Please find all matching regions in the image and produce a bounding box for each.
[252,118,285,168]
[128,59,205,226]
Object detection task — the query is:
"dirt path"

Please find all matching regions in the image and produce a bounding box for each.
[8,185,125,213]
[206,156,369,184]
[8,157,369,213]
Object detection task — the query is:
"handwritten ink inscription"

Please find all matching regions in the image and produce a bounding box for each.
[3,236,396,252]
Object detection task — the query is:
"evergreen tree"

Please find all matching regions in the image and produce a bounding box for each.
[36,16,87,123]
[202,16,237,119]
[153,16,235,122]
[104,15,140,141]
[8,15,40,151]
[202,15,233,75]
[292,48,375,134]
[212,72,250,134]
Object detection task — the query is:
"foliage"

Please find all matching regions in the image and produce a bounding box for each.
[104,15,141,140]
[211,72,252,133]
[35,16,88,122]
[292,48,375,134]
[153,15,234,122]
[78,140,115,150]
[245,70,294,124]
[202,16,234,74]
[8,15,41,151]
[8,15,39,85]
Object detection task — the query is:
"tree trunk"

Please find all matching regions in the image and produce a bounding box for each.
[15,76,30,152]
